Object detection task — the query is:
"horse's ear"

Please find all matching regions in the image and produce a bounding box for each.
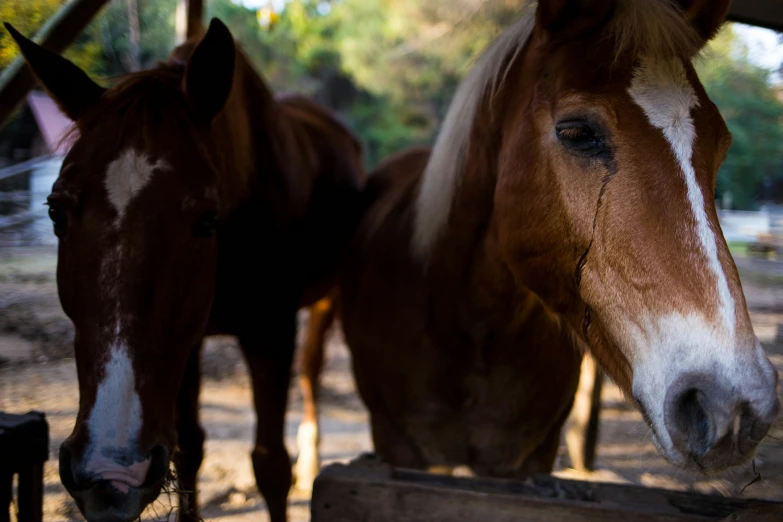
[673,0,730,42]
[3,23,105,121]
[183,18,235,123]
[535,0,616,41]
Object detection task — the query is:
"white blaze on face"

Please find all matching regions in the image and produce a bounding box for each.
[84,148,169,485]
[84,330,147,490]
[628,56,735,335]
[104,148,169,223]
[624,57,743,458]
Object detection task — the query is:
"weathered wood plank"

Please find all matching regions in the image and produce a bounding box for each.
[176,0,205,43]
[718,505,783,522]
[0,412,48,522]
[187,0,204,39]
[727,0,783,32]
[0,0,112,128]
[311,455,781,522]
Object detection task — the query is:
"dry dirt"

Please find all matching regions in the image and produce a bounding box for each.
[0,248,781,521]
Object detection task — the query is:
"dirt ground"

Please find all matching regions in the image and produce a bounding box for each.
[0,247,781,522]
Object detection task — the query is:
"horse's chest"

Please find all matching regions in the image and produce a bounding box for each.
[408,332,580,473]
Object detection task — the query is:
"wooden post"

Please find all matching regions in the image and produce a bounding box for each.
[0,0,113,129]
[565,353,604,471]
[16,464,44,522]
[0,465,11,522]
[176,0,205,43]
[0,412,48,522]
[187,0,205,39]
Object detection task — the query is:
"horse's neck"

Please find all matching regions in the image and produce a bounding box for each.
[213,54,313,218]
[424,135,578,332]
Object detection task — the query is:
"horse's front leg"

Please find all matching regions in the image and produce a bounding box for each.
[240,313,297,522]
[174,343,205,522]
[293,295,337,492]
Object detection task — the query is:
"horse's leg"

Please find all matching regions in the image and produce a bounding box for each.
[174,343,205,522]
[240,316,296,522]
[293,296,336,492]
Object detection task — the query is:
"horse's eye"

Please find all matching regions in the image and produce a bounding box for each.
[48,204,69,236]
[556,121,606,157]
[193,211,218,239]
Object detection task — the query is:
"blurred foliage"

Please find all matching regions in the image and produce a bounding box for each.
[0,0,173,78]
[0,0,102,73]
[2,0,783,189]
[698,26,783,209]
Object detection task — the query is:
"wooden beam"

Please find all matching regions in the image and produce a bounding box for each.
[187,0,204,39]
[727,0,783,32]
[0,0,112,129]
[719,505,783,521]
[312,455,782,522]
[175,0,205,45]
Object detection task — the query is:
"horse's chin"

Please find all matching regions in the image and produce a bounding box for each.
[67,480,164,522]
[648,423,756,476]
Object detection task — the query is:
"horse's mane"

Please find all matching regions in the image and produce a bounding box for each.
[412,0,704,258]
[60,64,193,153]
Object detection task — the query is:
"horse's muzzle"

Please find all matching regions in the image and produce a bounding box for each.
[663,369,779,473]
[59,443,170,522]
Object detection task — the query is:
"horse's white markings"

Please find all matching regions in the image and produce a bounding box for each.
[625,57,755,461]
[84,334,144,473]
[84,147,168,484]
[628,56,735,336]
[84,316,150,490]
[294,420,321,492]
[625,313,734,459]
[104,148,169,223]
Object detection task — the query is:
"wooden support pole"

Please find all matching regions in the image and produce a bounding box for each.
[187,0,205,39]
[565,353,604,471]
[16,464,44,522]
[176,0,205,44]
[0,0,112,129]
[719,505,783,521]
[0,465,11,522]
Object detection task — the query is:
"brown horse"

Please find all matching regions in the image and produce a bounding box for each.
[6,18,363,522]
[338,0,780,478]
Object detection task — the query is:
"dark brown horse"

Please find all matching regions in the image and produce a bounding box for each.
[337,0,779,478]
[6,18,363,522]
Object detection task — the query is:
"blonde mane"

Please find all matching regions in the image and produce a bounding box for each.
[412,0,704,258]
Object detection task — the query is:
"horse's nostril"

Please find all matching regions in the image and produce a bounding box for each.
[672,388,714,458]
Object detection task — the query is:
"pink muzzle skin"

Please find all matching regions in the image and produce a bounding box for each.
[85,455,151,494]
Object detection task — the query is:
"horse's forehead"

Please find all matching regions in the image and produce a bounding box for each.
[104,148,171,224]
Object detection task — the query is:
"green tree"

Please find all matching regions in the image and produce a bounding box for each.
[0,0,103,75]
[698,26,783,210]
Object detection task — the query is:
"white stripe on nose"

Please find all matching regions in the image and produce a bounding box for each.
[628,56,735,335]
[84,337,143,477]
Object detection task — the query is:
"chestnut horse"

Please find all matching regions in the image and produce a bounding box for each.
[7,19,363,522]
[338,0,780,478]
